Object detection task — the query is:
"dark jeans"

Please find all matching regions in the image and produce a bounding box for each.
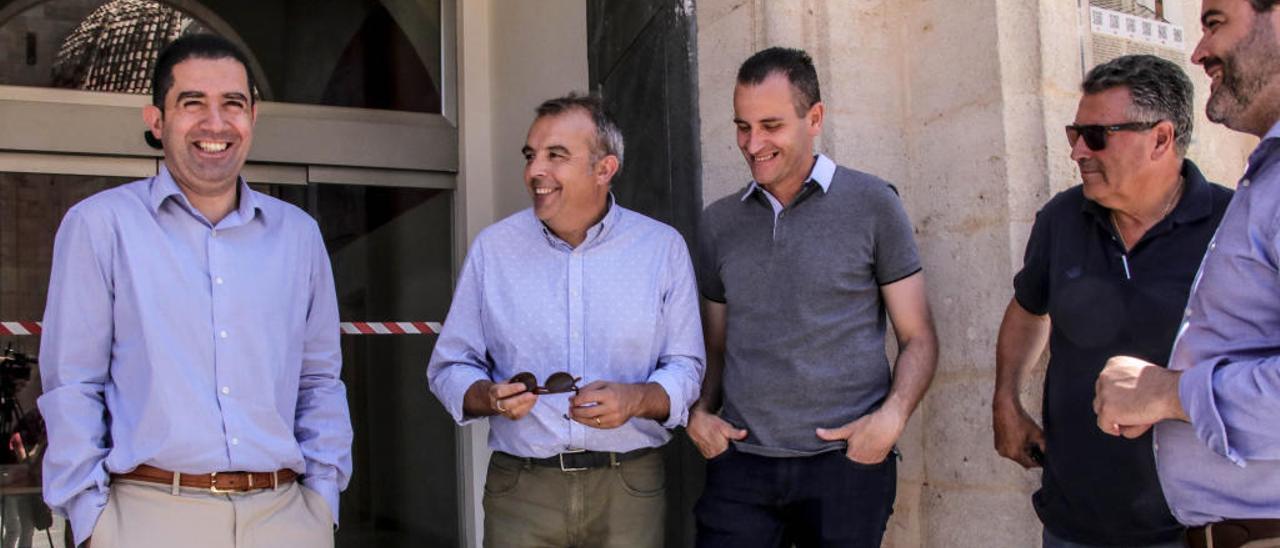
[695,446,897,548]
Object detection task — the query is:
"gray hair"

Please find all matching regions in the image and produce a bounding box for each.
[535,93,625,169]
[1082,54,1194,155]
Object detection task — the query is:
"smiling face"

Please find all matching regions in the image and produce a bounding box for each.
[1192,0,1280,135]
[733,72,823,196]
[144,56,256,200]
[522,109,616,240]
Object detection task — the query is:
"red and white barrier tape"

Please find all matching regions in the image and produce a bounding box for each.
[339,322,442,335]
[0,322,41,336]
[0,321,440,336]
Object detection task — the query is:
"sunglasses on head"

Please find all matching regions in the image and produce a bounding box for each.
[509,371,582,395]
[1064,120,1161,151]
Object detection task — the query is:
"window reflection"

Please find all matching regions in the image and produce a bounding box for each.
[0,0,443,113]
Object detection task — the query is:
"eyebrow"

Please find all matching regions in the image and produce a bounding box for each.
[174,91,250,103]
[734,117,784,125]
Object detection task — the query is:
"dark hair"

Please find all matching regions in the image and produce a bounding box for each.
[535,93,625,168]
[736,47,822,116]
[1250,0,1280,11]
[151,34,256,109]
[1082,54,1194,155]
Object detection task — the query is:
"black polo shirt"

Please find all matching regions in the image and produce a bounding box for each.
[1013,160,1232,546]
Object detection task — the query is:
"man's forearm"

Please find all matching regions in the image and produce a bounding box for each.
[632,382,672,422]
[462,380,497,417]
[994,300,1050,409]
[881,331,938,426]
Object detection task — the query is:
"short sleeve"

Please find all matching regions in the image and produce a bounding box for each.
[873,185,923,285]
[696,212,726,303]
[1013,209,1052,315]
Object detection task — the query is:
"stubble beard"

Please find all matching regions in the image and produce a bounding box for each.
[1207,14,1280,131]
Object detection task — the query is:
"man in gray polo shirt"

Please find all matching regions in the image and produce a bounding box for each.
[689,47,939,547]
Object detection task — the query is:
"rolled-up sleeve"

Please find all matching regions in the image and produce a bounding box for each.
[36,209,114,545]
[1178,353,1280,466]
[647,234,706,429]
[295,224,353,524]
[427,242,494,424]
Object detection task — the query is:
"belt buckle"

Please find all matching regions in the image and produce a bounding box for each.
[209,472,235,494]
[559,449,588,472]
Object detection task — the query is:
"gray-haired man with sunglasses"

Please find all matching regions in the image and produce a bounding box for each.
[993,54,1232,547]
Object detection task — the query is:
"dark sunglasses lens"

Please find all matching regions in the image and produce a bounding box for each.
[1066,126,1108,151]
[544,372,578,393]
[509,372,537,393]
[1081,126,1107,151]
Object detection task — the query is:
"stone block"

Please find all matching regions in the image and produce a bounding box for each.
[923,375,1042,490]
[922,487,1040,548]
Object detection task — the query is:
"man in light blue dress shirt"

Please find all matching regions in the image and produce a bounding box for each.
[427,94,705,547]
[38,35,351,548]
[1095,1,1280,547]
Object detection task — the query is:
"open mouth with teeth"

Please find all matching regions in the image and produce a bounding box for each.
[194,141,231,154]
[752,151,780,163]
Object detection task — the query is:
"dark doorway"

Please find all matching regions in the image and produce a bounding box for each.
[587,1,702,546]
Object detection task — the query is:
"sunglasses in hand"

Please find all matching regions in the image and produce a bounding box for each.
[508,371,582,394]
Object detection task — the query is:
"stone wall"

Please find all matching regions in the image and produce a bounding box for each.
[695,1,1253,546]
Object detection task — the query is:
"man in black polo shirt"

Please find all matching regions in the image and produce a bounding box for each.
[992,54,1232,547]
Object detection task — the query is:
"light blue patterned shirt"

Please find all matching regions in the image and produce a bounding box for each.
[1159,120,1280,525]
[427,201,705,457]
[38,166,352,544]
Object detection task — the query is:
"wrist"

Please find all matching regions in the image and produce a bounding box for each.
[992,394,1024,414]
[1161,370,1190,422]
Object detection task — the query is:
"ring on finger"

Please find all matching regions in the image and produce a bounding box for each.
[595,417,601,426]
[495,399,507,413]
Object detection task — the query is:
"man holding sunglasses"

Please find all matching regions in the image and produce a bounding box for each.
[1095,2,1280,547]
[427,94,704,548]
[994,54,1231,548]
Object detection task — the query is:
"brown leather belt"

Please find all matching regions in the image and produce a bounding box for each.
[1187,519,1280,548]
[113,464,297,493]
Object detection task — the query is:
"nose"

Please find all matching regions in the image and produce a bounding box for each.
[199,106,230,131]
[741,127,765,155]
[1190,34,1210,66]
[525,154,548,182]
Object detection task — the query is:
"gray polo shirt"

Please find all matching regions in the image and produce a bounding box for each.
[698,154,922,457]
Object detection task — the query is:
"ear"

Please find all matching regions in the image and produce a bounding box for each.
[1151,120,1176,159]
[250,102,259,125]
[143,104,164,141]
[594,154,620,186]
[806,101,825,137]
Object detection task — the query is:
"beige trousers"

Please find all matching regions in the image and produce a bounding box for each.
[483,450,665,548]
[87,479,333,548]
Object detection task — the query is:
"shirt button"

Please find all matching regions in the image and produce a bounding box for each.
[221,386,230,395]
[220,330,229,339]
[1184,309,1191,318]
[215,276,224,285]
[1209,242,1216,251]
[1242,178,1251,187]
[231,438,239,446]
[211,229,218,238]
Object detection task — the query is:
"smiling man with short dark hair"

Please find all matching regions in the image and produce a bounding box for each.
[38,34,352,548]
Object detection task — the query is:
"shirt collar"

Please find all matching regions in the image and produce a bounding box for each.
[739,153,836,202]
[148,164,263,224]
[1080,159,1213,226]
[539,193,621,250]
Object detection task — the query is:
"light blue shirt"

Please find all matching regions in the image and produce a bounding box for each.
[427,201,705,457]
[38,166,352,544]
[1159,120,1280,525]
